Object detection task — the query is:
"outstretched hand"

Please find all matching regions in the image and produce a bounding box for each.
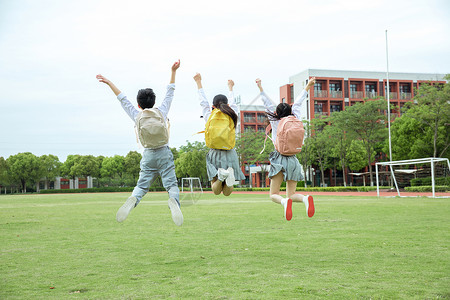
[96,74,121,96]
[96,74,111,85]
[193,73,202,82]
[306,77,316,90]
[255,78,263,92]
[172,59,180,72]
[228,79,234,91]
[193,73,202,89]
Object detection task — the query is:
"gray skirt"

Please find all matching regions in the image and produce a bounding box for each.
[206,148,246,181]
[268,151,304,182]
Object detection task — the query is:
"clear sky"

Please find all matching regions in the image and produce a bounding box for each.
[1,0,449,161]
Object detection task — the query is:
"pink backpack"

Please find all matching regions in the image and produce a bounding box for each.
[261,116,305,156]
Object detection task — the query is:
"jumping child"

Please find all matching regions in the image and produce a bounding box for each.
[256,77,316,221]
[96,60,183,226]
[193,73,245,195]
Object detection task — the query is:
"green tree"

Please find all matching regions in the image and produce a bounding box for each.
[60,155,81,180]
[327,112,354,187]
[100,155,125,180]
[124,151,142,182]
[388,116,429,160]
[0,157,10,192]
[308,119,333,187]
[6,152,42,192]
[347,140,369,172]
[344,99,388,186]
[297,121,314,187]
[72,155,101,180]
[39,155,61,188]
[235,129,273,187]
[175,141,208,183]
[398,80,450,158]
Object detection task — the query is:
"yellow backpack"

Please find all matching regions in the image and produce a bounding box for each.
[204,109,236,150]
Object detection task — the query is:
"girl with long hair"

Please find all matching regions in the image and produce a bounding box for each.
[194,73,245,195]
[256,77,316,220]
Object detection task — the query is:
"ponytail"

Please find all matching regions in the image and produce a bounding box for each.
[218,103,238,128]
[212,94,238,128]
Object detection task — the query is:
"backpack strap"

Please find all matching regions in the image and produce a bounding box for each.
[260,123,273,154]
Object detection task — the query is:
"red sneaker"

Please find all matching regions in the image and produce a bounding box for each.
[304,195,315,218]
[284,198,293,221]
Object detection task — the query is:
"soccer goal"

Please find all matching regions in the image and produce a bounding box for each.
[180,177,203,206]
[375,157,450,198]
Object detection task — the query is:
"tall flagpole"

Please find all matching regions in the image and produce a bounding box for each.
[385,30,392,162]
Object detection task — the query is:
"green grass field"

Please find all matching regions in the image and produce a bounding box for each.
[1,192,449,299]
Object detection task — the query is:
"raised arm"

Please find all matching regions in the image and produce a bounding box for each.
[170,59,180,84]
[96,74,121,96]
[97,74,139,121]
[194,72,203,89]
[227,79,239,114]
[159,60,181,120]
[255,78,276,112]
[292,77,316,118]
[194,73,211,121]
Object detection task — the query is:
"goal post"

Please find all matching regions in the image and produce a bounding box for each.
[376,157,450,198]
[180,177,203,206]
[181,177,203,193]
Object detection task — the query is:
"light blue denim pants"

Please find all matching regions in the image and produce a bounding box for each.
[132,146,179,206]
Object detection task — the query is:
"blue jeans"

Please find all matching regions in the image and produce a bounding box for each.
[132,146,179,205]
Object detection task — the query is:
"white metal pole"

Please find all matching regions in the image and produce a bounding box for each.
[386,30,393,162]
[376,163,380,197]
[390,165,401,197]
[431,158,435,198]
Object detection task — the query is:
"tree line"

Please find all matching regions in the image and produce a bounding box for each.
[1,79,448,192]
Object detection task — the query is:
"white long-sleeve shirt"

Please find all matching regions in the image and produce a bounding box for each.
[117,83,175,122]
[198,88,239,122]
[117,84,175,147]
[260,89,308,143]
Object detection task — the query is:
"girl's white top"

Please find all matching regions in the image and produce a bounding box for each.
[260,89,308,144]
[197,88,239,122]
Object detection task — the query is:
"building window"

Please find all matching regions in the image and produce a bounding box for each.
[244,113,255,123]
[330,104,341,113]
[400,85,410,93]
[257,113,267,123]
[314,82,322,91]
[329,83,341,91]
[350,84,357,92]
[282,98,286,103]
[290,86,294,102]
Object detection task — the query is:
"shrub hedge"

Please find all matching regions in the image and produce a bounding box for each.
[38,186,166,194]
[410,177,450,187]
[405,186,449,192]
[37,186,394,194]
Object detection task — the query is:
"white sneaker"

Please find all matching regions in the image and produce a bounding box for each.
[168,198,183,226]
[116,196,137,222]
[282,198,293,221]
[217,168,229,182]
[225,167,235,186]
[303,195,315,218]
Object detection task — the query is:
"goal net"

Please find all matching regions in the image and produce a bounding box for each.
[375,157,450,198]
[180,177,203,206]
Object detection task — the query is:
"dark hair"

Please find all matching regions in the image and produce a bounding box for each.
[212,94,238,128]
[265,103,292,121]
[137,88,156,109]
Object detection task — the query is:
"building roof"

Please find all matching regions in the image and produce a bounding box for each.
[238,104,267,112]
[290,69,447,82]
